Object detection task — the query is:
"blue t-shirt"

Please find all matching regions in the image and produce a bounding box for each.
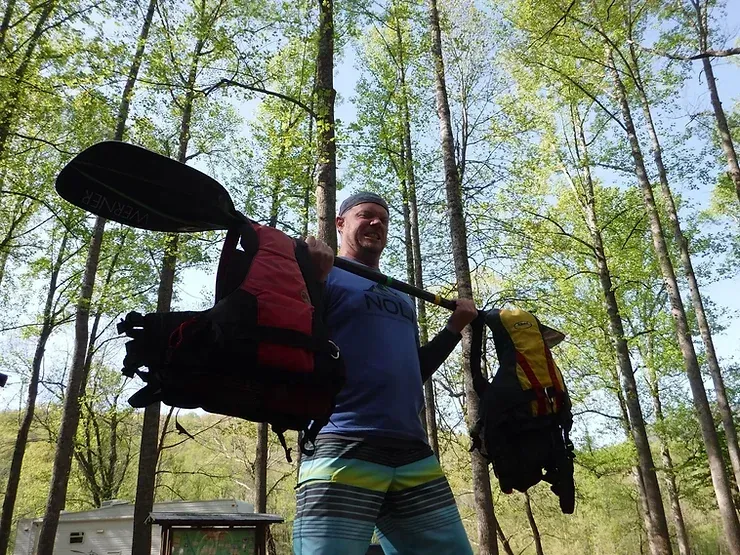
[320,262,427,442]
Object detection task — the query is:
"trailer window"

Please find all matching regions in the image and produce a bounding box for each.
[69,531,84,544]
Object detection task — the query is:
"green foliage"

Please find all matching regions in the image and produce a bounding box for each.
[1,0,739,553]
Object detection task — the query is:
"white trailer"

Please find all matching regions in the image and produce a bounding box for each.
[13,499,254,555]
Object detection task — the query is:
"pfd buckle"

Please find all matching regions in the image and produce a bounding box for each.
[328,340,340,360]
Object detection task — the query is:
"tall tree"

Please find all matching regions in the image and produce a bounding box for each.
[606,50,740,552]
[35,1,158,550]
[630,306,692,555]
[682,0,740,204]
[314,0,336,250]
[255,422,269,513]
[0,0,57,157]
[565,102,673,555]
[508,0,740,545]
[625,32,740,496]
[133,38,196,555]
[131,0,254,548]
[356,0,440,453]
[427,0,498,551]
[0,230,70,555]
[392,5,440,455]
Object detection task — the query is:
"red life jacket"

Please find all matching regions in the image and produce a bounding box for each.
[118,223,345,460]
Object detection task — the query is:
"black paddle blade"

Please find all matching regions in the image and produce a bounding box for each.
[56,141,245,232]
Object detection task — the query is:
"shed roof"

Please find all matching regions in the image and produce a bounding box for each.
[146,512,283,527]
[19,499,255,525]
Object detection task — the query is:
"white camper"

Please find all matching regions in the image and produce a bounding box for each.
[13,499,254,555]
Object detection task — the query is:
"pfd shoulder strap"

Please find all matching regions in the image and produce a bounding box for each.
[469,310,488,398]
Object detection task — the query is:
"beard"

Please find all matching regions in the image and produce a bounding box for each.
[355,231,385,253]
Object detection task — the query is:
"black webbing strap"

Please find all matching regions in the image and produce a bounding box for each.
[293,239,323,310]
[215,224,259,303]
[300,419,325,457]
[251,326,338,354]
[469,311,489,399]
[273,426,293,463]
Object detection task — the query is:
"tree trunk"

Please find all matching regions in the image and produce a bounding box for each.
[645,359,692,555]
[255,423,269,513]
[131,234,178,555]
[0,247,9,293]
[114,0,158,141]
[314,0,336,251]
[608,342,652,543]
[427,0,497,551]
[398,144,429,439]
[570,107,672,555]
[0,0,56,157]
[302,78,316,240]
[0,0,16,54]
[132,25,201,553]
[36,3,156,549]
[613,360,652,546]
[132,402,161,554]
[36,217,105,555]
[399,146,415,293]
[0,234,67,555]
[629,43,740,498]
[74,235,129,507]
[607,51,740,553]
[394,13,440,456]
[701,57,740,204]
[524,492,545,555]
[0,196,34,290]
[606,342,652,544]
[689,0,740,204]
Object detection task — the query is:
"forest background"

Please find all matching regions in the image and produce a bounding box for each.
[1,0,740,553]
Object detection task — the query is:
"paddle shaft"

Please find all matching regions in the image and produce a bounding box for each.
[333,257,458,311]
[57,145,459,311]
[57,144,568,343]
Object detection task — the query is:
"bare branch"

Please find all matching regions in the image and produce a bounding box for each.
[629,40,740,61]
[205,79,316,119]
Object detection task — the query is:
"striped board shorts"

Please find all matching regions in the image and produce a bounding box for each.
[293,435,473,555]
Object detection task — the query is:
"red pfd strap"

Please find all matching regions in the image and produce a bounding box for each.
[168,317,198,349]
[516,351,547,416]
[544,345,564,412]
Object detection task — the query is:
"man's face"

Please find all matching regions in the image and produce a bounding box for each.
[337,202,389,255]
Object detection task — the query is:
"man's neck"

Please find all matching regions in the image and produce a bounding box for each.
[338,249,380,269]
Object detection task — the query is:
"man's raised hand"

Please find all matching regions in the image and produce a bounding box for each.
[306,236,335,282]
[446,298,478,334]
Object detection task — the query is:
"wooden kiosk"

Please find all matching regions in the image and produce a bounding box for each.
[148,512,283,555]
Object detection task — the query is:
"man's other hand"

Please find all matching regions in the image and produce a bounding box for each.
[306,236,335,282]
[446,298,478,334]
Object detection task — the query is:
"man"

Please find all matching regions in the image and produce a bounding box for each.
[296,191,477,555]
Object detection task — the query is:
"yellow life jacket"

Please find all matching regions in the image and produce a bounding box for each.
[469,307,575,514]
[488,308,567,416]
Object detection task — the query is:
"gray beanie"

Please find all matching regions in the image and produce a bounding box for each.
[338,191,389,216]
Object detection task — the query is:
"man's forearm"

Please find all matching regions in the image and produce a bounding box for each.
[418,326,462,383]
